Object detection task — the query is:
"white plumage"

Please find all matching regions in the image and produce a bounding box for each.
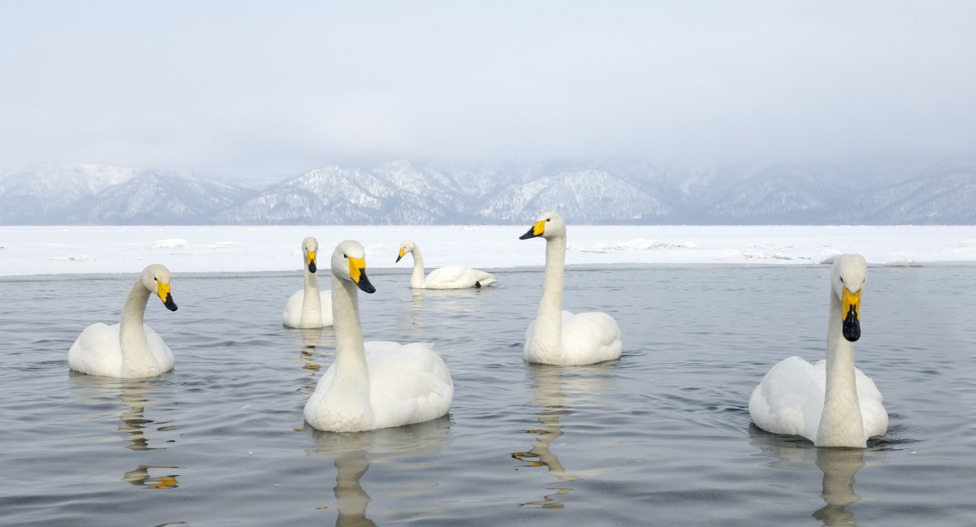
[749,254,888,447]
[283,237,333,328]
[519,211,622,366]
[68,264,178,378]
[396,240,496,289]
[304,240,454,432]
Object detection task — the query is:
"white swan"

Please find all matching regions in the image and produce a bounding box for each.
[304,240,454,432]
[283,237,333,328]
[519,211,622,365]
[749,254,888,447]
[68,264,178,378]
[396,240,496,289]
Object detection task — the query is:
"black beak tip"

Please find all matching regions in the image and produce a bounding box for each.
[357,272,376,294]
[164,295,178,312]
[842,308,860,342]
[519,228,536,240]
[395,255,403,263]
[308,261,317,274]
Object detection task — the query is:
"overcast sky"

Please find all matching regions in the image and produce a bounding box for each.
[2,1,974,182]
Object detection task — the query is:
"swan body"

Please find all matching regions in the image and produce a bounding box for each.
[68,264,178,378]
[283,237,333,328]
[519,211,622,365]
[396,240,496,289]
[749,254,888,447]
[304,240,454,432]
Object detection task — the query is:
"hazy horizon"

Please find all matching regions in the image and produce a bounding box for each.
[3,1,975,184]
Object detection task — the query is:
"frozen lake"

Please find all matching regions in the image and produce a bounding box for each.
[1,261,974,525]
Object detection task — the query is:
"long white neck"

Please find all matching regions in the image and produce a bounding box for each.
[817,290,866,447]
[408,248,426,288]
[329,275,372,417]
[530,234,566,361]
[118,278,158,377]
[300,266,322,326]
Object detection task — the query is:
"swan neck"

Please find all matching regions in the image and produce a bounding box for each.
[818,291,865,446]
[409,248,426,288]
[301,266,322,324]
[331,276,370,389]
[532,235,566,358]
[118,277,154,374]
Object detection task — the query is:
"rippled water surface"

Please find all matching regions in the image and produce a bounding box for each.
[2,264,975,526]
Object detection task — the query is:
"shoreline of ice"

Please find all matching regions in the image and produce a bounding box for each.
[2,224,975,277]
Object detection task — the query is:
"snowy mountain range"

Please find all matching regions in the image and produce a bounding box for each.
[1,160,974,225]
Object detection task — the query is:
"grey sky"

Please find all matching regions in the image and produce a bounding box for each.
[2,1,975,182]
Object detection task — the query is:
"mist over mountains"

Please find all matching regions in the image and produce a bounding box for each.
[2,159,974,225]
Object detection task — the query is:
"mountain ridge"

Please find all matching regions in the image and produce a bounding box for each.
[1,160,974,225]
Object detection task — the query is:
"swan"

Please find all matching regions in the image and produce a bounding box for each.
[396,240,496,289]
[518,211,622,365]
[304,240,454,432]
[283,237,333,328]
[749,254,888,448]
[68,264,178,378]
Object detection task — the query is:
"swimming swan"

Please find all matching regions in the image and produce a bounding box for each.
[519,211,622,365]
[283,237,333,328]
[68,264,178,378]
[396,240,496,289]
[304,240,454,432]
[749,254,888,447]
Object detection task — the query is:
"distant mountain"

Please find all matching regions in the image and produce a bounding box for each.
[1,159,974,225]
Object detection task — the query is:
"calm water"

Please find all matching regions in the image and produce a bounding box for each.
[1,264,975,526]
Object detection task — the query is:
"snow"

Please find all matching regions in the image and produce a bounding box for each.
[1,225,975,276]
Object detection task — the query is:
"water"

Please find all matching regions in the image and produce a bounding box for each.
[1,264,974,526]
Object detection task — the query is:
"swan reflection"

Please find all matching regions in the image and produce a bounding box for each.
[749,427,886,527]
[306,416,452,526]
[514,363,619,509]
[68,373,180,489]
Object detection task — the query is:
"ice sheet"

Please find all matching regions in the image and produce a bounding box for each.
[2,225,975,276]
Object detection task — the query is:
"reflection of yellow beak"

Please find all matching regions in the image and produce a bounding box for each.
[532,220,546,236]
[348,256,366,283]
[157,282,171,302]
[842,287,861,321]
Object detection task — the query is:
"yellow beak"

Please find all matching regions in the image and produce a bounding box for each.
[348,256,366,283]
[841,287,861,322]
[157,282,171,302]
[532,220,546,236]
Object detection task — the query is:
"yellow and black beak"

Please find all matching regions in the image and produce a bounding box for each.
[519,220,546,240]
[157,282,178,312]
[395,248,405,263]
[306,250,317,274]
[841,287,861,342]
[348,256,376,294]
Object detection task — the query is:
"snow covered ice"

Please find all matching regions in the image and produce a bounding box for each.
[2,224,975,277]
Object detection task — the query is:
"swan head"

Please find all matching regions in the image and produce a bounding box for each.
[831,254,867,342]
[519,211,566,240]
[395,240,417,263]
[302,237,319,274]
[332,240,376,294]
[141,264,177,312]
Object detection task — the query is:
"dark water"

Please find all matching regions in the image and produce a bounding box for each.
[1,264,974,526]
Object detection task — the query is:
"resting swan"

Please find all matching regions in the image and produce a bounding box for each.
[396,240,496,289]
[68,264,178,378]
[283,237,333,328]
[749,254,888,447]
[304,240,454,432]
[519,211,622,365]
